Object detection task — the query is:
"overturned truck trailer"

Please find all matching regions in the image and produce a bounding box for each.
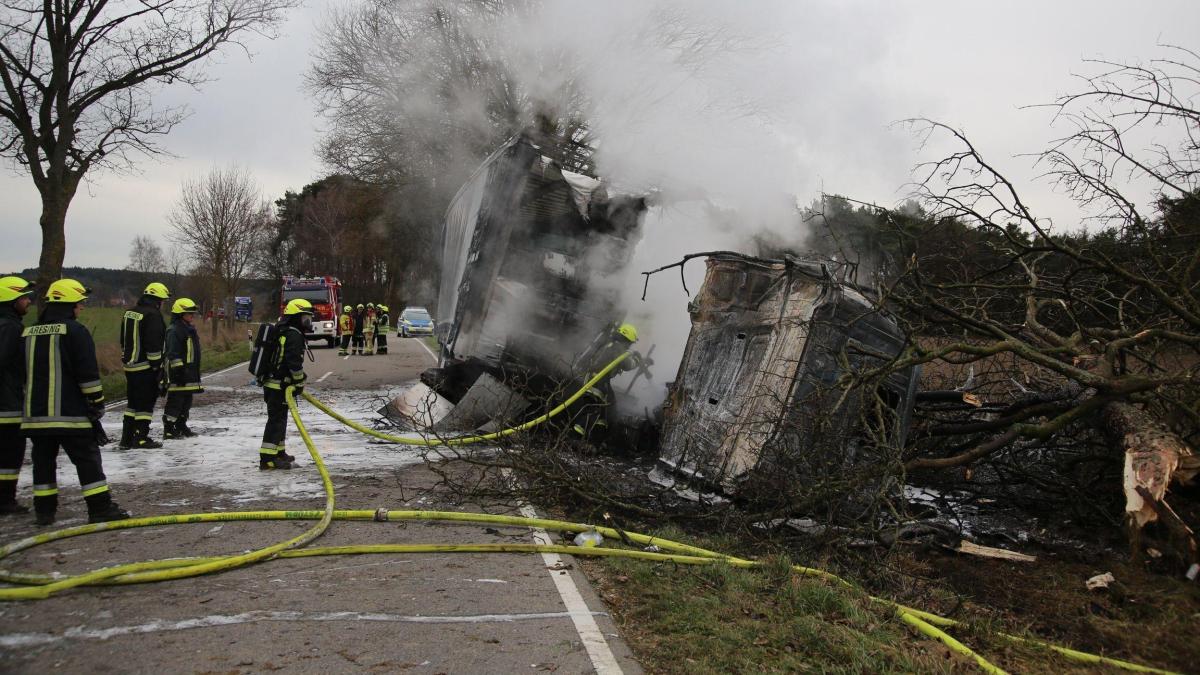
[428,134,646,405]
[659,253,919,492]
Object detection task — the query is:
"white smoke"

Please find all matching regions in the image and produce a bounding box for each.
[475,1,909,409]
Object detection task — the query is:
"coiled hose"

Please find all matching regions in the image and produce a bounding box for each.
[0,358,1177,674]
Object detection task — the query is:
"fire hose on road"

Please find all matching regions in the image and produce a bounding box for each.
[0,352,1178,674]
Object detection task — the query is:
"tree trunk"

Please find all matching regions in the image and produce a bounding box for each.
[35,191,71,311]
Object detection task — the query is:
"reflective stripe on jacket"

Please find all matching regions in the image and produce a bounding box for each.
[0,305,24,425]
[120,299,165,373]
[21,306,104,436]
[165,318,203,393]
[261,324,307,390]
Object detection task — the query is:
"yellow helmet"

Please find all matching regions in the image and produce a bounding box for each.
[45,279,90,304]
[343,305,352,313]
[284,298,314,315]
[0,276,34,303]
[617,323,638,343]
[171,297,199,314]
[367,302,375,309]
[379,305,388,312]
[143,282,170,299]
[356,303,364,309]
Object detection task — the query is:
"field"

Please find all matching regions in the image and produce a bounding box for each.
[25,306,250,400]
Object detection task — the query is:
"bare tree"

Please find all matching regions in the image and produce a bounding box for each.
[125,235,166,273]
[850,47,1200,563]
[169,165,270,337]
[0,0,299,302]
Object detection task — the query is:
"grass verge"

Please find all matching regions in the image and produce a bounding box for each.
[576,527,1188,674]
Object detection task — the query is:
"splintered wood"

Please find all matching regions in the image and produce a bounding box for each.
[954,540,1036,563]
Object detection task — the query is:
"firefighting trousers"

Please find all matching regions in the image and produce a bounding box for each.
[0,424,25,504]
[364,331,375,354]
[124,369,160,434]
[31,435,112,515]
[351,335,364,353]
[339,335,351,354]
[260,388,289,457]
[569,380,613,440]
[376,334,388,354]
[163,391,194,425]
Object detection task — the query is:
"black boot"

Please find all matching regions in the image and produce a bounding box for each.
[259,454,294,470]
[0,501,29,515]
[178,422,199,438]
[33,493,57,526]
[118,416,135,449]
[135,420,163,449]
[86,493,131,523]
[0,480,27,514]
[162,419,182,440]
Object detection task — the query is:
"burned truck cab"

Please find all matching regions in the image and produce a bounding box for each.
[428,134,646,406]
[658,253,919,495]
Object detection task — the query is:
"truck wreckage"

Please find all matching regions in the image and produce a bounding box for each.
[386,135,917,497]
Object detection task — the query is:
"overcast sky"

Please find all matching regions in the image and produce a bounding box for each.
[1,0,1197,273]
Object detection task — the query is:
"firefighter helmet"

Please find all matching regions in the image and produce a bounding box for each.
[367,302,375,309]
[356,303,364,310]
[171,298,199,314]
[379,304,388,312]
[45,279,89,303]
[617,323,638,343]
[284,298,314,315]
[143,282,170,299]
[0,276,34,303]
[343,305,351,313]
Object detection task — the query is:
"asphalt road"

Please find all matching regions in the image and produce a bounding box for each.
[0,337,641,674]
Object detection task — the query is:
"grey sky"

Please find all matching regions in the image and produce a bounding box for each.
[1,0,1197,272]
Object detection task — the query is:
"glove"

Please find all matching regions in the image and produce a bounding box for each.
[92,420,111,447]
[88,401,106,421]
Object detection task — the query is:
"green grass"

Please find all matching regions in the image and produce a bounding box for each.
[587,532,957,674]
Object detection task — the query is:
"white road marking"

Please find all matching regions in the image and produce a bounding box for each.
[415,338,438,363]
[518,502,623,674]
[316,371,333,383]
[0,610,610,647]
[343,355,349,360]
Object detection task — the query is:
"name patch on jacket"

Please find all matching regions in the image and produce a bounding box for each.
[23,324,66,337]
[124,311,142,321]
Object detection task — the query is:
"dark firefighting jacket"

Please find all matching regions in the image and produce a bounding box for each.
[165,318,203,393]
[0,304,25,426]
[262,321,307,390]
[21,304,104,436]
[120,297,165,373]
[352,310,366,336]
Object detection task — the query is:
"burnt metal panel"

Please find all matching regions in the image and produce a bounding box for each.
[659,253,917,491]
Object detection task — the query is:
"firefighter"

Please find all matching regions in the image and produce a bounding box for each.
[258,298,312,470]
[363,302,376,355]
[375,304,391,355]
[23,280,130,526]
[338,305,354,356]
[119,281,169,449]
[0,276,35,514]
[162,298,203,440]
[569,322,646,441]
[352,303,366,355]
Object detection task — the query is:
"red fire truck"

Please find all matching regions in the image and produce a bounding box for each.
[281,276,343,347]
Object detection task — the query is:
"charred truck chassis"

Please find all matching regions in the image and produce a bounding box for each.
[426,134,646,409]
[658,253,919,495]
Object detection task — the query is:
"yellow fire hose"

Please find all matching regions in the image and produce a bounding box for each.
[0,356,1177,674]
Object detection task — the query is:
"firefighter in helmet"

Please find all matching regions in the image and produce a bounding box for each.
[569,322,648,441]
[258,299,312,470]
[338,305,354,356]
[0,276,34,514]
[375,304,391,355]
[119,281,169,449]
[23,280,130,526]
[162,298,203,439]
[363,302,377,355]
[352,303,366,355]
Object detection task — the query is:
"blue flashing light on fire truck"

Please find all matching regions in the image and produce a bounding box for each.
[281,276,343,348]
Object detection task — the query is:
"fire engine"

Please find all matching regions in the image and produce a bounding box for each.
[281,276,343,347]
